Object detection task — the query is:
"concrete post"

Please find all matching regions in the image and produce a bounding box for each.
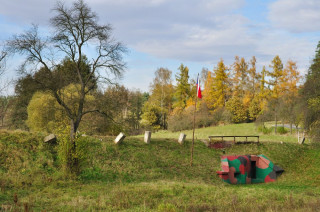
[114,132,126,144]
[44,134,57,144]
[144,131,151,144]
[178,133,186,144]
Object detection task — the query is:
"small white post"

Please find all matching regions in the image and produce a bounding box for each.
[178,133,186,144]
[144,131,151,144]
[114,132,126,144]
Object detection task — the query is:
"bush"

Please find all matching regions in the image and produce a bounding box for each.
[168,104,220,132]
[57,127,91,176]
[168,110,193,132]
[277,126,288,134]
[257,125,272,134]
[225,96,248,123]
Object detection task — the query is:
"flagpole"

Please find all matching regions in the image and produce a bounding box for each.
[190,92,197,166]
[190,74,200,166]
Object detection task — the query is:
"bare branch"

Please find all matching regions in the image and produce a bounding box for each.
[7,0,127,137]
[82,109,121,125]
[0,51,6,77]
[0,50,9,93]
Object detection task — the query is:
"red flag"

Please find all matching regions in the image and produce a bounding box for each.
[197,76,202,99]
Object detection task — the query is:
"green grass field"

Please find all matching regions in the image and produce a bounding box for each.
[147,122,303,143]
[0,124,319,211]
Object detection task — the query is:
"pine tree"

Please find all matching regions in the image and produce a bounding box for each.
[302,41,320,140]
[174,64,190,110]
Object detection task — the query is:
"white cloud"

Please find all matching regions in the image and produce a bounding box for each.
[268,0,320,32]
[91,0,168,7]
[0,0,318,88]
[0,0,56,25]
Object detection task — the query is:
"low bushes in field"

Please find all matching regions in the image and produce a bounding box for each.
[257,125,289,135]
[168,106,228,132]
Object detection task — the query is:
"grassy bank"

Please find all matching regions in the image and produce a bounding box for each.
[147,123,302,143]
[1,129,319,211]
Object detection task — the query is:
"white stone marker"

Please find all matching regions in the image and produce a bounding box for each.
[144,131,151,144]
[178,133,186,144]
[114,132,126,144]
[44,134,57,144]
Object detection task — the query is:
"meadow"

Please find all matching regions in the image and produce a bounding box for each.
[149,122,302,143]
[0,123,319,211]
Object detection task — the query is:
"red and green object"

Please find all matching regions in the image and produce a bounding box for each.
[216,154,284,184]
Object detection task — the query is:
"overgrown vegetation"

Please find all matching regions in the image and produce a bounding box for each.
[1,129,320,211]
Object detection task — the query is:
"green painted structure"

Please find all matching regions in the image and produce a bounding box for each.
[216,154,284,184]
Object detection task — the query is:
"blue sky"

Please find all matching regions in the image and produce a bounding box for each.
[1,0,320,94]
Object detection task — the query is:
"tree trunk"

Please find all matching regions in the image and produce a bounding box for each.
[68,119,80,174]
[275,113,277,134]
[290,123,293,134]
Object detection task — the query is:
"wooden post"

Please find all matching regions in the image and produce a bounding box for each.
[190,96,198,166]
[191,74,202,166]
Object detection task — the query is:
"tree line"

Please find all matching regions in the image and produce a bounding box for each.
[140,55,302,134]
[1,43,320,139]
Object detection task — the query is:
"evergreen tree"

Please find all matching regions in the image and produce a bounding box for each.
[173,64,190,110]
[302,41,320,140]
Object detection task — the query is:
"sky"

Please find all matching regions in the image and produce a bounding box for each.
[1,0,320,94]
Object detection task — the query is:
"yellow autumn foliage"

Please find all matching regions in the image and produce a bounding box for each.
[27,84,95,133]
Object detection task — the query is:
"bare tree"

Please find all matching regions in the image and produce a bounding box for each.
[0,51,8,93]
[0,51,10,127]
[7,0,126,172]
[0,51,5,71]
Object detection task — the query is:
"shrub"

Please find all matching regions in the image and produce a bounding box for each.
[277,126,288,134]
[168,111,193,132]
[257,125,272,134]
[168,103,220,132]
[225,96,248,123]
[56,127,90,176]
